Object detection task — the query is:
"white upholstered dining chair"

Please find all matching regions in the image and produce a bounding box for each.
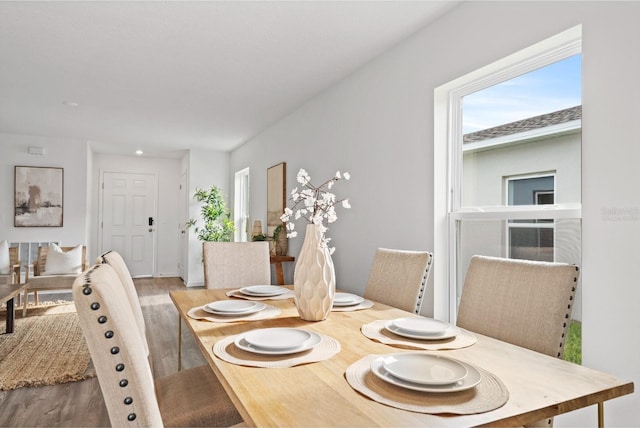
[98,250,149,359]
[363,248,433,314]
[202,241,271,288]
[456,255,580,427]
[73,263,243,427]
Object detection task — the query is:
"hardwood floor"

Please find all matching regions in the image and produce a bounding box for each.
[0,277,205,427]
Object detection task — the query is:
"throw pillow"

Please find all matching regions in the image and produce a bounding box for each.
[0,240,9,275]
[44,243,83,275]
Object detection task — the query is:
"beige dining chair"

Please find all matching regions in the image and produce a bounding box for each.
[73,263,243,427]
[98,250,149,360]
[364,248,433,314]
[456,254,580,427]
[202,241,271,288]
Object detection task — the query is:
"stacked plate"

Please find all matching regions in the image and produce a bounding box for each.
[333,292,365,307]
[384,317,460,340]
[371,353,481,393]
[203,300,266,316]
[239,285,289,297]
[235,327,321,355]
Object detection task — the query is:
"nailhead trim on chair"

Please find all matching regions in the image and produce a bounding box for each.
[80,264,137,424]
[555,265,580,358]
[414,255,433,314]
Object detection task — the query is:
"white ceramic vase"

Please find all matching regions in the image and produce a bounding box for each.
[293,223,336,321]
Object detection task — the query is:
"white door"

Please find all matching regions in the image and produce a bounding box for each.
[178,172,188,281]
[102,172,156,277]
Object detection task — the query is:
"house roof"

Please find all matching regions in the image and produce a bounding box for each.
[463,105,582,143]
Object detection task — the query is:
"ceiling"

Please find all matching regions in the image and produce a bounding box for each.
[0,1,458,157]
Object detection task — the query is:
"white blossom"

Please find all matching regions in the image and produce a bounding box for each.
[281,168,352,254]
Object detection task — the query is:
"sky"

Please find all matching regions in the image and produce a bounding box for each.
[462,54,582,135]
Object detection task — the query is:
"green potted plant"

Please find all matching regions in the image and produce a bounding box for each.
[186,185,235,242]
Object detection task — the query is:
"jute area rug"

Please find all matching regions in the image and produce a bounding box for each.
[0,301,96,391]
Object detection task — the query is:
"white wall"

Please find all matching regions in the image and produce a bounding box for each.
[92,153,182,276]
[0,133,88,247]
[230,2,640,425]
[185,148,230,286]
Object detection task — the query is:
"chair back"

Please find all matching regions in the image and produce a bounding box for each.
[35,244,87,276]
[364,248,433,314]
[456,255,580,358]
[202,241,270,288]
[8,247,20,284]
[99,250,149,357]
[73,264,163,427]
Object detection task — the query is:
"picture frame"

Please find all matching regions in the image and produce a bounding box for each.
[14,166,64,227]
[267,162,286,237]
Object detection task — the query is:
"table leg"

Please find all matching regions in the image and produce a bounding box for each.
[5,297,15,334]
[598,402,604,428]
[275,262,285,285]
[177,314,182,371]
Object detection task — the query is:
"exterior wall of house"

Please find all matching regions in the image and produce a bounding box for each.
[460,132,583,321]
[230,2,640,425]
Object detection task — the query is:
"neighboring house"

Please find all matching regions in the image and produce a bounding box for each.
[461,105,582,320]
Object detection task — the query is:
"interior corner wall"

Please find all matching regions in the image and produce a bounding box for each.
[185,148,230,286]
[0,133,88,248]
[230,2,640,425]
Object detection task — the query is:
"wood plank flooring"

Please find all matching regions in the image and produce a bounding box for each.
[0,277,205,427]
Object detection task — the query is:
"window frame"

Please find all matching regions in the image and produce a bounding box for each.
[433,25,582,322]
[233,167,250,242]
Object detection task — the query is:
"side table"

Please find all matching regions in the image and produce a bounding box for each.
[270,256,295,285]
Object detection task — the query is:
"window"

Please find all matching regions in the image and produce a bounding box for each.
[233,168,250,242]
[434,25,582,323]
[507,174,555,261]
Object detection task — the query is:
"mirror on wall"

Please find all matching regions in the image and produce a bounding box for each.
[267,162,286,238]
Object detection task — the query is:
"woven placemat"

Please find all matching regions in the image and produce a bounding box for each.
[362,320,477,350]
[226,289,294,301]
[332,300,374,312]
[345,354,508,415]
[213,333,341,368]
[188,304,281,323]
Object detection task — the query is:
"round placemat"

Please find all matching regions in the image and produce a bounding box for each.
[226,289,294,301]
[345,354,509,415]
[332,300,374,312]
[213,333,341,368]
[362,320,477,350]
[188,304,281,323]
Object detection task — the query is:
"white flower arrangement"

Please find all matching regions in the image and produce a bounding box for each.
[280,168,351,254]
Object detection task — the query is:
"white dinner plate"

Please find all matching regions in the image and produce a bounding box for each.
[391,317,450,336]
[243,327,311,350]
[384,320,461,340]
[203,301,266,316]
[205,300,259,313]
[333,292,365,307]
[235,330,321,355]
[381,353,468,385]
[239,285,289,297]
[371,355,481,393]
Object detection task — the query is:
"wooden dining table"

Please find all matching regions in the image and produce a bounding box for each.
[170,288,634,427]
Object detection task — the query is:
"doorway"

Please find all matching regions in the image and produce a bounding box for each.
[101,171,157,277]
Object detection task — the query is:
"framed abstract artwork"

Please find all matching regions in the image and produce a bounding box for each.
[14,166,64,227]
